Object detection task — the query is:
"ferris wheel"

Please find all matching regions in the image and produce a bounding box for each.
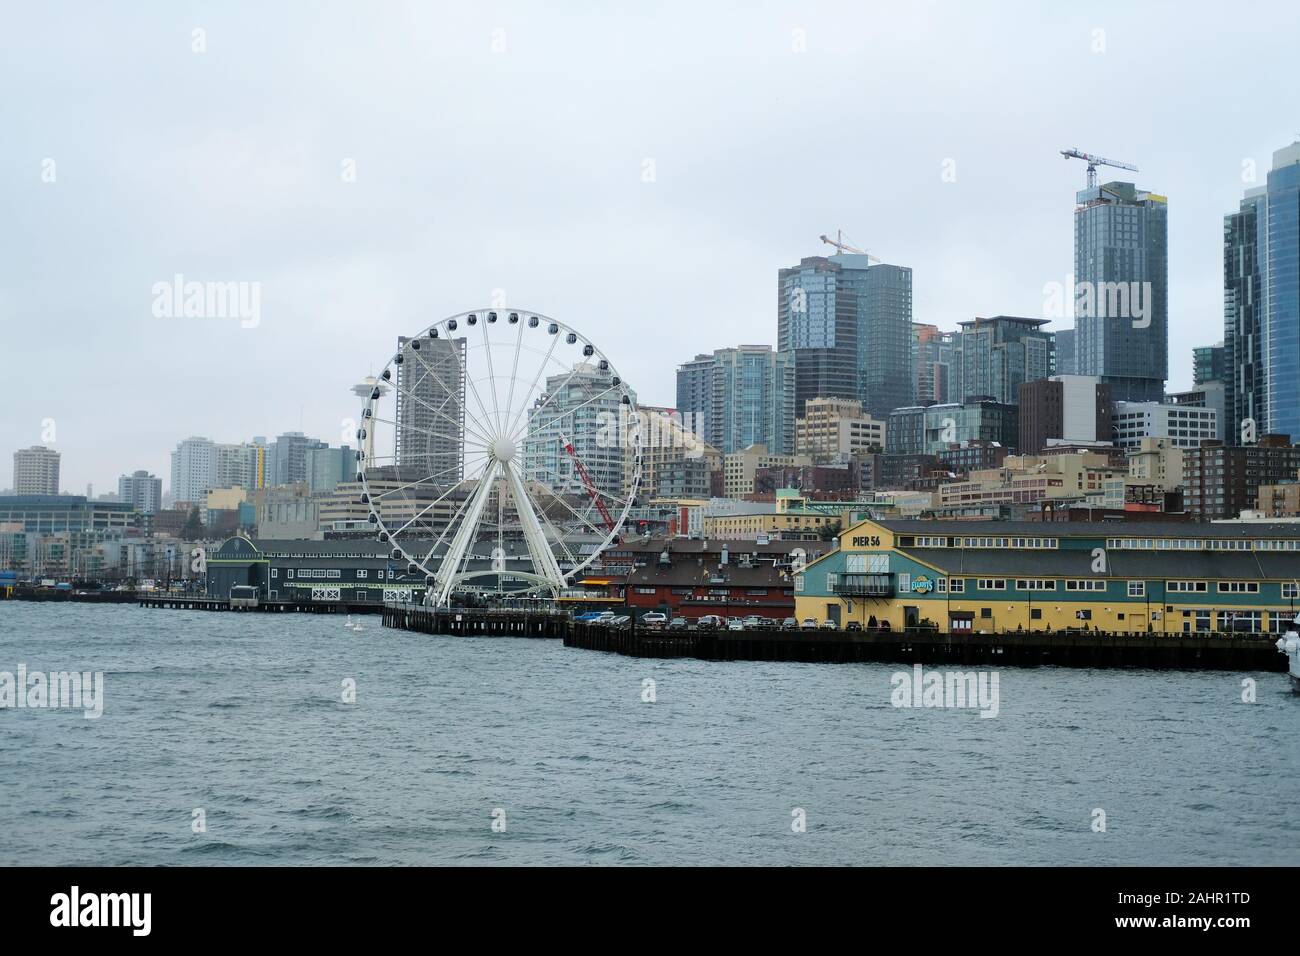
[356,309,642,606]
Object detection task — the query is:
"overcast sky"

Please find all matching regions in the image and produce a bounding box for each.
[3,1,1298,495]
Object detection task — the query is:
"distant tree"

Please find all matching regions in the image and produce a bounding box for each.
[818,518,843,541]
[182,506,205,541]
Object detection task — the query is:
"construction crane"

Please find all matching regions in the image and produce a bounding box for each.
[819,230,881,263]
[560,433,616,532]
[1060,148,1138,189]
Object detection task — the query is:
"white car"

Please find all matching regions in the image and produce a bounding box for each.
[640,612,667,626]
[800,618,819,630]
[727,618,745,631]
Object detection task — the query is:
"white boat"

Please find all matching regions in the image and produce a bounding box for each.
[1276,627,1300,692]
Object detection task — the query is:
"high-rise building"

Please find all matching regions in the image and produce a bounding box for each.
[1184,435,1300,520]
[778,253,913,419]
[1223,188,1266,442]
[778,256,858,416]
[269,432,326,487]
[1018,376,1112,453]
[12,446,60,495]
[1073,180,1168,402]
[395,335,467,485]
[709,345,796,455]
[955,315,1054,405]
[1055,328,1077,375]
[118,470,163,515]
[795,397,886,460]
[306,445,355,495]
[914,323,956,405]
[675,353,717,443]
[170,437,216,505]
[1263,143,1300,440]
[1192,343,1226,386]
[525,362,629,497]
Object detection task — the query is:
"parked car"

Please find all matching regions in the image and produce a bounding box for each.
[666,617,689,630]
[573,611,604,621]
[697,614,725,629]
[595,611,617,622]
[781,617,799,630]
[727,618,746,631]
[607,615,631,627]
[820,619,839,630]
[640,612,668,626]
[800,618,819,630]
[741,615,764,629]
[844,621,862,632]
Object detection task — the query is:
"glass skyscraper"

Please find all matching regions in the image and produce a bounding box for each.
[1072,181,1168,403]
[1265,143,1300,439]
[1224,142,1300,442]
[778,253,913,421]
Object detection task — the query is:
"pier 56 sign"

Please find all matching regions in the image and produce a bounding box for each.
[850,535,882,547]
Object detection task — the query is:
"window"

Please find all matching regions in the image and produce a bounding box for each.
[898,573,911,593]
[1015,579,1056,591]
[977,579,1006,590]
[271,568,278,578]
[1127,581,1145,597]
[357,570,368,579]
[1030,608,1042,620]
[980,608,992,619]
[1283,583,1299,599]
[1168,581,1207,593]
[635,587,655,594]
[937,578,947,594]
[1065,580,1106,592]
[1217,582,1259,593]
[949,578,965,594]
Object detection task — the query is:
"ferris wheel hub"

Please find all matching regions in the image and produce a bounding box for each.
[490,434,517,464]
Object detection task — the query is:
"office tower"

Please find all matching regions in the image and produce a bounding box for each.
[1055,328,1077,375]
[1018,376,1113,453]
[269,432,326,487]
[524,362,629,496]
[395,335,466,485]
[305,445,355,495]
[12,446,60,495]
[887,399,1017,456]
[675,353,716,442]
[914,323,957,405]
[1263,143,1300,440]
[955,316,1054,405]
[777,256,858,416]
[170,436,216,504]
[1111,400,1218,451]
[1192,343,1226,386]
[709,345,796,455]
[118,470,163,515]
[779,253,913,419]
[1224,189,1266,442]
[1073,181,1168,402]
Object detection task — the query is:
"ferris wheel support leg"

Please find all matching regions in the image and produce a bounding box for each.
[503,460,567,594]
[431,468,498,607]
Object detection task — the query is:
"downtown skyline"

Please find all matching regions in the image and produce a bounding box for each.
[4,2,1300,494]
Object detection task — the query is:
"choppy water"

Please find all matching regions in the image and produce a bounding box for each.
[0,603,1296,865]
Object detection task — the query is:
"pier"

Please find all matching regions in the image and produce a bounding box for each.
[562,622,1287,671]
[382,604,571,638]
[138,595,385,614]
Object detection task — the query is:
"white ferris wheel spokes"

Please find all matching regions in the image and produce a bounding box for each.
[357,309,642,606]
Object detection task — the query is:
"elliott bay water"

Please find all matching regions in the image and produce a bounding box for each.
[1,603,1296,866]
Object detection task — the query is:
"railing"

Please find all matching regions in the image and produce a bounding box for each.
[832,573,893,597]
